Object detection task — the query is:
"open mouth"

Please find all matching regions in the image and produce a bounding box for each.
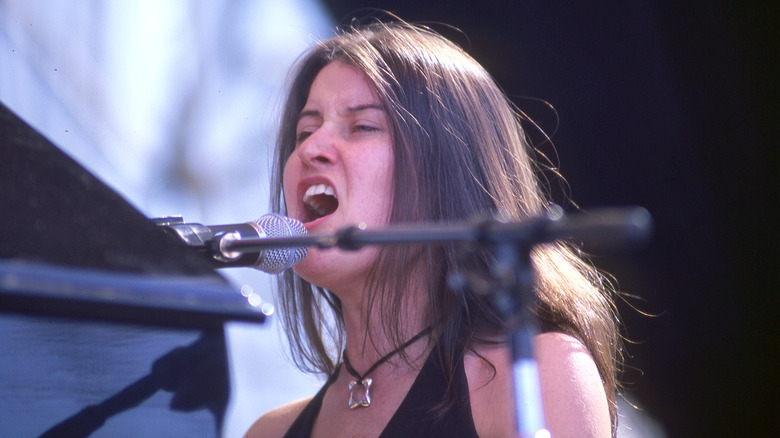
[302,183,339,223]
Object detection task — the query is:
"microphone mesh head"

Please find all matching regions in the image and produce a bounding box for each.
[251,214,308,273]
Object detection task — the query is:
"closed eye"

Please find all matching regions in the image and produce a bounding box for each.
[296,130,313,145]
[352,124,380,134]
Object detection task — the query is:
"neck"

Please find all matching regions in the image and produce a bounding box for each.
[340,286,430,373]
[343,325,433,382]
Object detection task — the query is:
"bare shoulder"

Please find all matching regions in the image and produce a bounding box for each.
[464,340,516,438]
[535,332,611,437]
[465,333,610,438]
[243,397,312,438]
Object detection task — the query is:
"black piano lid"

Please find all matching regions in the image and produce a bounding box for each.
[0,100,267,329]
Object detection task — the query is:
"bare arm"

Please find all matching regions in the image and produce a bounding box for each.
[535,332,611,437]
[467,332,611,438]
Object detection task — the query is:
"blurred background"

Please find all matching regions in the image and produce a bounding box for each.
[1,1,776,437]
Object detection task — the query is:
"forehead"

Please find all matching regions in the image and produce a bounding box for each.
[303,61,380,111]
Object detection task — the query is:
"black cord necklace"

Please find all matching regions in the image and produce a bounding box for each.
[341,326,433,409]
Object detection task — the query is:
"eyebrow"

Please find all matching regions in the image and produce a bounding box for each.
[297,103,385,121]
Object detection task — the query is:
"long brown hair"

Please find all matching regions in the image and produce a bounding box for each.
[270,20,621,433]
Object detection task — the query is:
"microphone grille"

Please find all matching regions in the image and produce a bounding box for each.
[252,214,308,273]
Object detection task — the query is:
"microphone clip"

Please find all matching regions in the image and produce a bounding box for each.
[151,214,309,273]
[152,216,241,263]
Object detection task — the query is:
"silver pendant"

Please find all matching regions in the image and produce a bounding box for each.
[348,377,372,409]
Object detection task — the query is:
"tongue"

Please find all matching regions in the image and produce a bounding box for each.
[305,194,338,220]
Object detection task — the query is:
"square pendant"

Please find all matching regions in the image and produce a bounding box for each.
[348,377,372,409]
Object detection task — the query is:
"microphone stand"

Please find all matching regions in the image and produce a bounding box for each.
[218,207,652,437]
[489,226,548,437]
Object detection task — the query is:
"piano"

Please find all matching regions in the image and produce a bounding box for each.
[0,101,265,437]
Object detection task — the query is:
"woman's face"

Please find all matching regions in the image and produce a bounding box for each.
[283,61,395,294]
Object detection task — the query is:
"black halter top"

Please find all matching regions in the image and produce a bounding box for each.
[282,344,479,438]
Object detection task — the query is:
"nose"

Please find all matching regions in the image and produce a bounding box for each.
[296,125,338,167]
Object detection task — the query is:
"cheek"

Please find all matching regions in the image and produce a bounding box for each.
[380,148,395,197]
[380,165,394,210]
[282,154,298,212]
[365,149,395,218]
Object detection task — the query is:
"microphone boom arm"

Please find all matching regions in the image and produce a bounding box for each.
[218,207,652,255]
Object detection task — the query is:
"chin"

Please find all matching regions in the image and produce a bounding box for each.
[291,247,326,283]
[291,246,379,294]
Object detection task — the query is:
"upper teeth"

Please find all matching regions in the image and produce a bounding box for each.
[304,184,335,201]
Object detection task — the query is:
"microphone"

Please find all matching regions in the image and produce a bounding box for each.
[155,214,308,273]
